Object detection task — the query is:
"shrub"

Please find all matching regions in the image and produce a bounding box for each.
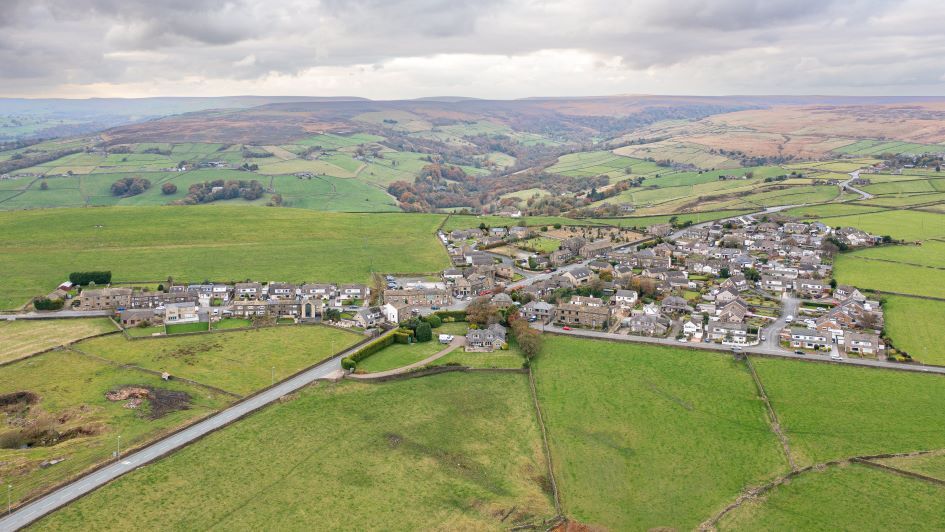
[416,322,432,342]
[425,314,442,328]
[434,310,466,321]
[394,331,412,344]
[70,271,111,286]
[33,297,64,311]
[39,181,49,190]
[161,182,178,195]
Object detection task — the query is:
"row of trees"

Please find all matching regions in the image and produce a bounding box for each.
[174,179,265,205]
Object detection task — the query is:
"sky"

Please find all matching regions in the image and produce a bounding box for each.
[2,0,945,99]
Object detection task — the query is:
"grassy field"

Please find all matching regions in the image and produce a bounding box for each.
[751,356,945,466]
[164,321,209,335]
[32,373,555,530]
[881,295,945,364]
[432,349,526,369]
[814,209,945,240]
[211,318,253,330]
[0,350,230,506]
[876,450,945,480]
[518,236,561,253]
[833,254,945,299]
[717,463,945,530]
[356,322,468,373]
[75,325,363,396]
[0,318,116,364]
[595,209,753,229]
[0,207,449,310]
[533,337,786,530]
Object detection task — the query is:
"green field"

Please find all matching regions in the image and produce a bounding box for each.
[876,450,945,480]
[518,236,561,253]
[432,349,526,369]
[356,322,468,373]
[882,295,945,364]
[33,373,555,530]
[533,337,787,530]
[751,356,945,466]
[546,150,643,178]
[210,318,253,330]
[834,254,945,299]
[75,325,363,395]
[0,350,230,506]
[164,321,209,335]
[595,209,753,229]
[0,207,449,310]
[0,318,116,364]
[813,209,945,240]
[718,463,945,530]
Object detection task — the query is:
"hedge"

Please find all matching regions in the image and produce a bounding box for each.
[33,297,64,310]
[341,333,397,370]
[434,310,466,321]
[70,271,112,286]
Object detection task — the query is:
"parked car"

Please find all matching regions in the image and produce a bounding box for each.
[562,326,572,331]
[794,350,804,355]
[830,353,842,361]
[785,315,794,323]
[431,306,440,310]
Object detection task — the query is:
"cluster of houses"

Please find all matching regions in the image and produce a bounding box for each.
[442,212,889,356]
[77,281,373,328]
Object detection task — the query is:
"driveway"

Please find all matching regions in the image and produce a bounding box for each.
[347,337,465,380]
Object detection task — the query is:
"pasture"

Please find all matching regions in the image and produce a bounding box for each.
[533,337,786,530]
[0,318,116,364]
[0,207,449,310]
[717,463,945,530]
[75,325,362,395]
[33,373,555,530]
[751,356,945,466]
[814,209,945,240]
[833,253,945,299]
[881,296,945,364]
[0,350,229,507]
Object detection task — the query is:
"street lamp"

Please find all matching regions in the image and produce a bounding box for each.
[271,366,275,386]
[117,435,121,457]
[7,484,11,516]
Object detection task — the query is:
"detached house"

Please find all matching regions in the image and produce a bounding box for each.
[465,324,507,352]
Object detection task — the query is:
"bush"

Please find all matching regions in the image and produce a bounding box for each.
[394,331,412,344]
[161,182,178,195]
[425,314,442,328]
[33,297,64,310]
[70,271,111,286]
[416,322,433,342]
[434,310,466,321]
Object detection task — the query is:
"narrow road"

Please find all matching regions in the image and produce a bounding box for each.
[0,331,391,530]
[761,294,799,350]
[536,324,945,375]
[842,170,874,200]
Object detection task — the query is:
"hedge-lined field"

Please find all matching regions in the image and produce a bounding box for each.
[0,207,449,309]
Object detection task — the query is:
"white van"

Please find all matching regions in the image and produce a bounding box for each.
[438,334,454,344]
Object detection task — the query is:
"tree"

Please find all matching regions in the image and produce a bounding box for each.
[829,278,838,289]
[510,315,541,360]
[161,182,178,195]
[466,297,500,326]
[415,322,432,342]
[425,314,442,328]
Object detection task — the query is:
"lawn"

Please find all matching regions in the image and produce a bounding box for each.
[164,321,209,334]
[881,295,945,364]
[750,356,945,466]
[32,373,556,530]
[74,325,363,396]
[518,236,561,253]
[433,346,526,369]
[533,337,787,530]
[0,206,449,310]
[356,322,468,373]
[211,318,253,330]
[717,463,945,530]
[0,350,230,507]
[0,318,116,364]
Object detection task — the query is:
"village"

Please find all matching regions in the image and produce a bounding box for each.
[30,209,894,362]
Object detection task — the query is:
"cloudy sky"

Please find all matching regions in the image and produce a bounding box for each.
[2,0,945,99]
